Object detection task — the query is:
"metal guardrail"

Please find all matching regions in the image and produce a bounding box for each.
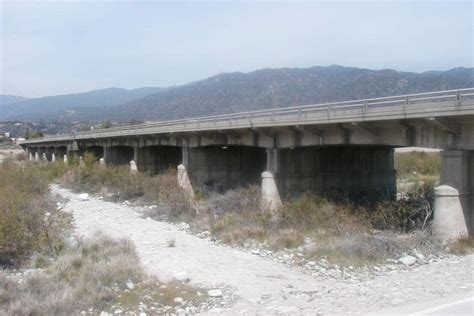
[21,88,474,144]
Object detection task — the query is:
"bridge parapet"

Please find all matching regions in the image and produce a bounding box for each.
[20,88,474,146]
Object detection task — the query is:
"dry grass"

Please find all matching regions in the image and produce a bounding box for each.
[0,161,70,267]
[449,235,474,255]
[60,161,192,217]
[395,151,441,179]
[48,157,445,266]
[0,234,203,315]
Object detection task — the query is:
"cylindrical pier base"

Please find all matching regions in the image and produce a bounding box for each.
[261,171,282,211]
[433,185,469,242]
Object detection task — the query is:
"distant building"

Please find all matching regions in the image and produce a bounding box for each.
[5,132,10,138]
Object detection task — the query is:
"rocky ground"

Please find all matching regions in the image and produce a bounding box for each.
[51,185,474,315]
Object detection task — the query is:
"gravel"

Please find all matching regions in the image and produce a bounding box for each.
[52,185,474,315]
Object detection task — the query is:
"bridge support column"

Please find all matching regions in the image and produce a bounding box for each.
[103,147,109,164]
[266,146,396,202]
[45,147,55,161]
[104,146,134,165]
[135,146,182,174]
[55,146,67,162]
[27,148,34,161]
[177,147,194,200]
[434,150,472,241]
[261,148,282,211]
[185,146,266,192]
[36,147,45,161]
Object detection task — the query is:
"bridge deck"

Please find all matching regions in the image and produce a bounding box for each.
[21,88,474,145]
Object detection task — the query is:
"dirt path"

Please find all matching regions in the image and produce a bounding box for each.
[52,185,474,315]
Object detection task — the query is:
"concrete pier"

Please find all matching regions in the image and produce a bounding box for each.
[269,146,396,202]
[186,146,266,192]
[136,146,181,174]
[434,150,473,240]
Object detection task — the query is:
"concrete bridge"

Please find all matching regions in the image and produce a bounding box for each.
[21,88,474,240]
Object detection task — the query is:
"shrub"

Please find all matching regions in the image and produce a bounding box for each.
[0,234,203,314]
[279,194,369,235]
[0,162,69,267]
[449,235,474,255]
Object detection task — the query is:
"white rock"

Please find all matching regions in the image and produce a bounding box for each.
[173,272,190,282]
[261,293,271,299]
[208,289,223,297]
[251,249,260,255]
[178,222,189,230]
[78,193,89,201]
[126,279,135,290]
[100,312,112,316]
[391,298,405,305]
[113,310,123,315]
[399,255,417,266]
[413,251,425,260]
[175,309,186,316]
[174,297,183,304]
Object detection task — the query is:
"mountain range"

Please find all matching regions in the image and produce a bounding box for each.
[1,65,473,123]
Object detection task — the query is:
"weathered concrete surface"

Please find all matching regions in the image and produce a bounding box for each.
[136,146,181,174]
[130,160,138,173]
[186,146,266,192]
[177,164,194,202]
[261,171,282,211]
[433,185,469,242]
[439,150,473,233]
[274,146,396,202]
[105,146,134,165]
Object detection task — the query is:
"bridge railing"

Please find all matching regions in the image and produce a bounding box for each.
[21,88,474,144]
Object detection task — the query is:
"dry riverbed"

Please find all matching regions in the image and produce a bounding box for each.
[52,184,474,315]
[0,148,23,163]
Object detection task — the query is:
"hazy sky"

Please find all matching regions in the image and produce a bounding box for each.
[1,0,472,98]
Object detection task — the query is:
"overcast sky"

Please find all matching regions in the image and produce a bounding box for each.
[1,0,472,98]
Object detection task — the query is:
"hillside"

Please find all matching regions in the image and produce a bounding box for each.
[2,66,473,122]
[0,87,165,121]
[111,65,474,121]
[0,95,28,106]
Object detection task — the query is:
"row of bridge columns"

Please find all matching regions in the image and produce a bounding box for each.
[25,144,473,241]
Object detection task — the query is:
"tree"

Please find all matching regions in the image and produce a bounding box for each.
[28,131,43,139]
[101,121,112,129]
